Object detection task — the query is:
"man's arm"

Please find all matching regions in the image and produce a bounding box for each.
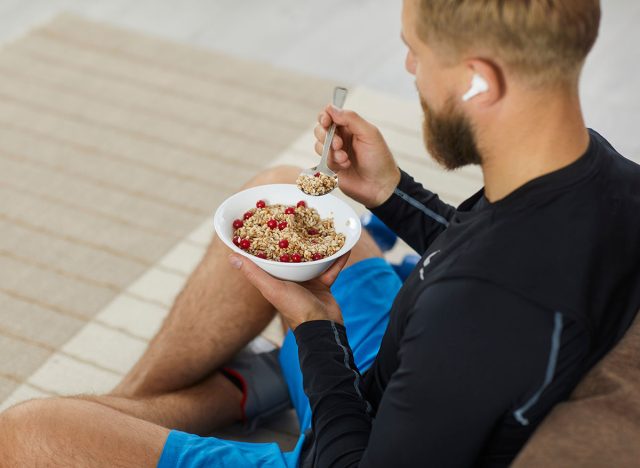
[295,279,583,467]
[294,321,372,466]
[313,106,455,255]
[370,169,456,255]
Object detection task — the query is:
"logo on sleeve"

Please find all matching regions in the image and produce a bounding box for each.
[419,250,440,281]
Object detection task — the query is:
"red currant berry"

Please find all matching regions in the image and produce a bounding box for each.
[278,221,287,230]
[291,253,302,263]
[256,252,267,259]
[311,253,324,261]
[232,219,243,229]
[278,239,289,249]
[285,207,295,215]
[232,236,241,246]
[256,200,266,208]
[279,254,291,262]
[314,172,321,177]
[267,219,278,229]
[296,200,306,208]
[243,211,253,220]
[307,228,318,235]
[239,239,251,250]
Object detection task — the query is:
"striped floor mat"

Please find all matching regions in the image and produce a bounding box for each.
[0,14,481,448]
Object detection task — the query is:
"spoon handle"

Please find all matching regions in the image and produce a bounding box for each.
[333,86,348,108]
[317,87,348,174]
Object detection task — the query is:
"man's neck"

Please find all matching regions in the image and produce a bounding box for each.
[478,87,590,203]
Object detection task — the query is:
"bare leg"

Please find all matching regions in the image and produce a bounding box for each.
[101,165,383,434]
[0,165,387,465]
[81,372,241,435]
[0,398,168,468]
[114,206,278,395]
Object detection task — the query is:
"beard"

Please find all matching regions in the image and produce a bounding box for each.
[420,95,483,170]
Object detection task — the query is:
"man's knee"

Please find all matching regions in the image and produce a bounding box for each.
[0,399,51,463]
[241,165,302,189]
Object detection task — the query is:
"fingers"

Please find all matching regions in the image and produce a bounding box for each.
[317,110,331,128]
[228,254,283,304]
[318,251,351,287]
[313,124,351,170]
[318,103,374,140]
[314,125,343,151]
[313,142,352,171]
[325,105,373,135]
[332,149,350,165]
[230,249,350,293]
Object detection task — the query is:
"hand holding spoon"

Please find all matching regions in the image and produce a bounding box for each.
[296,86,348,196]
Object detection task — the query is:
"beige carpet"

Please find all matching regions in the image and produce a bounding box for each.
[0,14,484,451]
[0,13,335,403]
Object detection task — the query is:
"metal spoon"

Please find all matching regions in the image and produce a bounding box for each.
[297,86,348,196]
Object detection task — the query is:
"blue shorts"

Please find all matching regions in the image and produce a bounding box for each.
[158,257,402,468]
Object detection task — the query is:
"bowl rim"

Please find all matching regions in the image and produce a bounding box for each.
[213,184,362,267]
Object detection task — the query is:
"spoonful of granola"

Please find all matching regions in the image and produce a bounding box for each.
[296,86,348,196]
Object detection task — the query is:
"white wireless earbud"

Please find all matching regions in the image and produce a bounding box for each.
[462,74,489,102]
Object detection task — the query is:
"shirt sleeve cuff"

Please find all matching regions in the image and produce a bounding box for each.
[294,320,346,345]
[370,168,411,217]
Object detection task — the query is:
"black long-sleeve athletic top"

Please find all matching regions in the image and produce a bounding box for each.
[294,129,640,467]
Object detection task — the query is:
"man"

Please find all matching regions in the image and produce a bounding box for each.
[1,0,639,466]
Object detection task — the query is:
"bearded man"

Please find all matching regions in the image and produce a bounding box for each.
[1,0,639,467]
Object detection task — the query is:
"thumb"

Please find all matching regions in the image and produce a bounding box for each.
[228,254,282,303]
[317,250,352,287]
[326,105,372,136]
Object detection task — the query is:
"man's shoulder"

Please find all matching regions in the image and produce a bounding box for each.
[590,129,640,192]
[588,130,640,243]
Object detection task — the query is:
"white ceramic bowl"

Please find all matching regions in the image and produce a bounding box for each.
[213,184,361,282]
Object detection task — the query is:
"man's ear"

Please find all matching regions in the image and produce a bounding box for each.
[462,58,505,106]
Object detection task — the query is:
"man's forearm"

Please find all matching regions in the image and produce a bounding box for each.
[370,168,456,255]
[295,320,372,467]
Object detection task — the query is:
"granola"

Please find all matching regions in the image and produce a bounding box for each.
[296,171,338,196]
[231,199,346,262]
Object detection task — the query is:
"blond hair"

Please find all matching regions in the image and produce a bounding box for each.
[416,0,601,85]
